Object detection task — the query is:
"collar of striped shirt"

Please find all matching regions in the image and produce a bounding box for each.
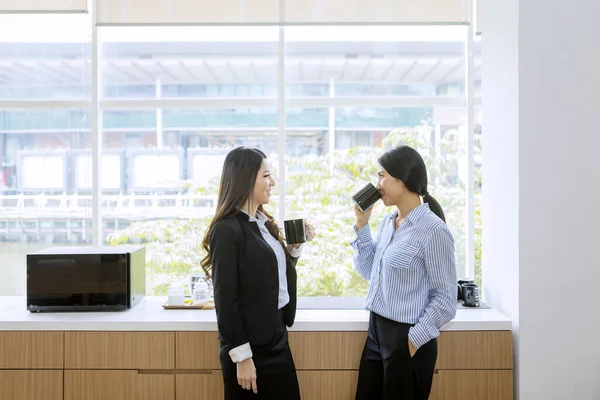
[391,203,430,225]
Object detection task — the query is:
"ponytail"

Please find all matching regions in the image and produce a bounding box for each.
[423,192,446,223]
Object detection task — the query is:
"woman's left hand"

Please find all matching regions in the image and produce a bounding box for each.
[408,339,417,358]
[305,222,315,242]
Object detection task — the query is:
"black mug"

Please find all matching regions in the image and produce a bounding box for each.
[352,183,382,212]
[457,278,474,301]
[284,219,306,245]
[462,283,480,307]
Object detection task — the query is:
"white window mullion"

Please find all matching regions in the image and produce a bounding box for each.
[465,0,476,279]
[99,98,278,110]
[287,96,465,108]
[91,0,103,246]
[277,8,286,222]
[99,97,464,110]
[0,100,89,109]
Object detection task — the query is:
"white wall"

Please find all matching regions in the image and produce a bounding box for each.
[481,0,521,394]
[483,0,600,399]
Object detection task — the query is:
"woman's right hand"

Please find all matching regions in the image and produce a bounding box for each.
[237,358,258,394]
[354,205,373,230]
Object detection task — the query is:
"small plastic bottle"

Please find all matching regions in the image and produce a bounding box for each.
[192,279,210,307]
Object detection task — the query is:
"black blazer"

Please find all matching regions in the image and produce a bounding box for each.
[209,212,298,351]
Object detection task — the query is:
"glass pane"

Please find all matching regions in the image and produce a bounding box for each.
[284,106,467,297]
[0,13,91,296]
[100,26,279,99]
[285,25,468,298]
[285,26,466,98]
[101,108,280,296]
[0,14,91,100]
[0,109,92,295]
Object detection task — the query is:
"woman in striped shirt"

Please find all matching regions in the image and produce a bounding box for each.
[352,145,457,400]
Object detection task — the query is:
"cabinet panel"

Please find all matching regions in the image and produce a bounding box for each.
[288,331,513,370]
[430,370,513,400]
[436,331,513,370]
[64,370,175,400]
[65,331,174,369]
[288,332,367,370]
[175,332,220,369]
[297,371,358,400]
[0,331,63,368]
[176,371,223,400]
[0,370,63,400]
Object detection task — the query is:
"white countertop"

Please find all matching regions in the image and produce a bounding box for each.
[0,296,512,331]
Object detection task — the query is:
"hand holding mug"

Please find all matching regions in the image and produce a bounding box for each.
[352,183,381,230]
[304,221,315,242]
[354,205,373,230]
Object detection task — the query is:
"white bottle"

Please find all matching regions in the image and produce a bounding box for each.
[168,283,185,306]
[192,279,210,306]
[207,280,214,300]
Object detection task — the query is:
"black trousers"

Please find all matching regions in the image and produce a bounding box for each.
[355,312,438,400]
[220,311,301,400]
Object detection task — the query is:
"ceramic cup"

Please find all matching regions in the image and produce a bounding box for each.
[284,218,306,245]
[352,183,382,212]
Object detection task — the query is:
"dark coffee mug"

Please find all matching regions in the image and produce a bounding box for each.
[284,219,306,245]
[462,283,480,307]
[352,183,382,212]
[457,278,474,301]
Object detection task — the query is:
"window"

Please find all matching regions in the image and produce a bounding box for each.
[99,103,280,295]
[0,13,90,296]
[284,27,469,299]
[0,16,480,301]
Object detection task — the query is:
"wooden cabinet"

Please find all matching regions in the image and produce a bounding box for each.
[0,370,63,400]
[430,370,513,400]
[64,370,175,400]
[288,332,367,370]
[175,332,220,369]
[436,331,513,369]
[0,329,513,399]
[297,371,358,400]
[176,371,223,400]
[65,331,175,369]
[0,331,63,368]
[290,330,513,400]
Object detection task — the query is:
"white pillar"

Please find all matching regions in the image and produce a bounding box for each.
[483,0,600,398]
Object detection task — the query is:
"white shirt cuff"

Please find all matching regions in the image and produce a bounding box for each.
[287,243,303,258]
[228,342,253,363]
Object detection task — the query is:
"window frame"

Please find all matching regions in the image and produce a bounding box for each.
[0,5,477,307]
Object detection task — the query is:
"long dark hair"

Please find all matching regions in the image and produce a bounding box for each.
[378,145,446,223]
[200,147,287,279]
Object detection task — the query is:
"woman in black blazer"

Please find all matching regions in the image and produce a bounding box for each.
[201,147,314,400]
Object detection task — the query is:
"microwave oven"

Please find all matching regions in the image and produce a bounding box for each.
[27,245,145,312]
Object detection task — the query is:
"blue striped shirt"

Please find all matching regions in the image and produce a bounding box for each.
[351,204,457,349]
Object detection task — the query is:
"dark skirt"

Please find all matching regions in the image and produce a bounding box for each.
[219,311,301,400]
